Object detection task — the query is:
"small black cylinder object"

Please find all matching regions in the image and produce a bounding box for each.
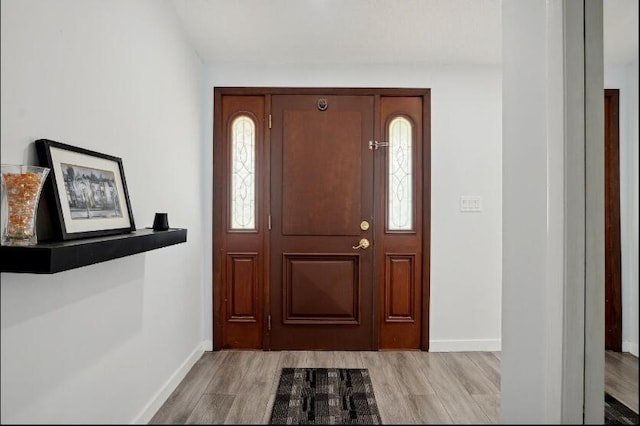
[152,213,169,231]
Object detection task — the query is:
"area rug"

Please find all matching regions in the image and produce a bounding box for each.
[269,368,381,425]
[605,392,639,425]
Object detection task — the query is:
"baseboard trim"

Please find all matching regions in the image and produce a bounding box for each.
[429,339,501,352]
[622,341,639,357]
[203,339,213,351]
[131,341,207,424]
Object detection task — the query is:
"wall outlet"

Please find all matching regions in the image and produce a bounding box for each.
[460,196,482,212]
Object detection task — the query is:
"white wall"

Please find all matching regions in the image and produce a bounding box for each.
[204,62,503,352]
[501,1,605,422]
[501,1,565,420]
[605,62,640,356]
[0,0,204,423]
[632,55,640,357]
[632,56,640,357]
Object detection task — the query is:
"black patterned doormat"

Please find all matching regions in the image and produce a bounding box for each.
[605,392,639,424]
[269,368,381,425]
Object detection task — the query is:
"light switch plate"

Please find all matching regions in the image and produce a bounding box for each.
[460,196,482,212]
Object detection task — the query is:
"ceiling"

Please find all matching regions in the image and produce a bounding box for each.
[169,0,638,66]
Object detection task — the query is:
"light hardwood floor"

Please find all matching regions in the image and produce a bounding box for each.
[150,350,638,424]
[605,350,639,414]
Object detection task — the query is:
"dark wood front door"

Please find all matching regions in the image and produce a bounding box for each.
[270,95,375,350]
[604,89,622,352]
[213,88,430,351]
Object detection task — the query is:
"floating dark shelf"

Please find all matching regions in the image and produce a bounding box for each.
[0,228,187,274]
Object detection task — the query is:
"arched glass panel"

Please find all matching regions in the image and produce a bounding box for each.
[231,116,256,229]
[388,117,413,230]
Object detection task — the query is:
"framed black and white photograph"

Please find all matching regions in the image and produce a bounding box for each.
[36,139,135,240]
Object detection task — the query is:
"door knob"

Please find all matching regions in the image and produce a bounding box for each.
[352,238,370,250]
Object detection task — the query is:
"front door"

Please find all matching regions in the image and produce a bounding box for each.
[604,89,622,352]
[213,88,430,351]
[270,95,375,350]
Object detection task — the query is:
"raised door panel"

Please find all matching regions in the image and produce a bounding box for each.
[226,253,258,322]
[283,254,360,324]
[385,255,416,322]
[282,110,362,236]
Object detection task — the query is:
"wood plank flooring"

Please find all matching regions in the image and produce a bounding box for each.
[151,350,500,424]
[150,350,638,424]
[605,350,639,413]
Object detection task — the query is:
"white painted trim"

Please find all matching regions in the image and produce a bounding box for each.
[622,341,639,357]
[562,1,588,422]
[130,342,206,424]
[583,1,605,423]
[428,339,501,352]
[203,340,213,352]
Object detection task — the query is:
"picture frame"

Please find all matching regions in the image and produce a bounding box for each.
[36,139,135,240]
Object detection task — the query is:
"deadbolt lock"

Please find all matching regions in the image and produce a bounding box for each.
[360,220,370,231]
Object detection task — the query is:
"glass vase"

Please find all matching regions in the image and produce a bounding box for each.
[1,164,50,246]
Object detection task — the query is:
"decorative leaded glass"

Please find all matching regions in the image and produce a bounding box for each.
[231,116,255,229]
[388,117,413,230]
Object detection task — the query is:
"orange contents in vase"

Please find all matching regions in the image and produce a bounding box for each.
[1,165,49,246]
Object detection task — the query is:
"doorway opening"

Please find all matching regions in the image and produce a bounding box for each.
[212,88,431,350]
[604,88,622,352]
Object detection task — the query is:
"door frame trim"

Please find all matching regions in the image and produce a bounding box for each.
[213,87,431,350]
[604,88,622,351]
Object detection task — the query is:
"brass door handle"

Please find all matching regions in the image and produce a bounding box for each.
[352,238,370,250]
